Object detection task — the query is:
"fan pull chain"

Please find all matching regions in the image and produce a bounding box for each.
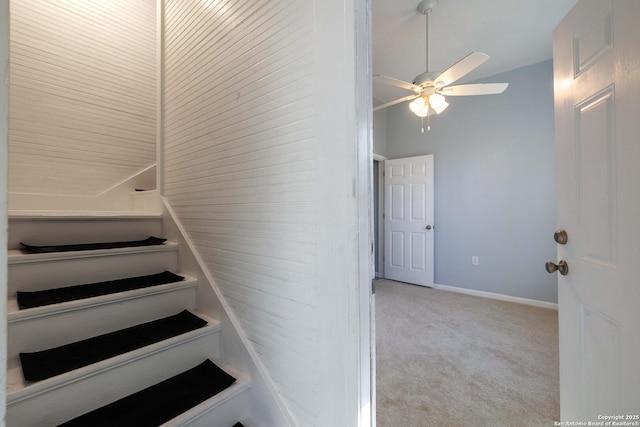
[421,110,431,133]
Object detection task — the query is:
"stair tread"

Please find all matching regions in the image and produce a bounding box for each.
[58,359,237,427]
[20,236,167,254]
[7,312,221,399]
[160,368,250,427]
[16,270,185,309]
[20,310,207,381]
[7,275,197,318]
[8,241,179,264]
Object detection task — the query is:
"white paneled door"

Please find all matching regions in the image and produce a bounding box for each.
[553,0,640,420]
[384,155,434,287]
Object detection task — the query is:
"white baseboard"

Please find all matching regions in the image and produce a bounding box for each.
[434,284,558,310]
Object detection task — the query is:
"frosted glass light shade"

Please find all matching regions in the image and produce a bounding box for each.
[409,97,427,114]
[415,105,430,117]
[428,93,445,108]
[433,100,449,114]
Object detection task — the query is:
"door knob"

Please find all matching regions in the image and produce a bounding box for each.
[426,225,432,230]
[554,229,568,245]
[546,260,568,275]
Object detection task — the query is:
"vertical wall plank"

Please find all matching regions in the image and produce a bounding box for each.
[9,0,157,196]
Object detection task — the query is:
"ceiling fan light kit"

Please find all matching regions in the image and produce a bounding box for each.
[373,0,509,129]
[409,92,448,117]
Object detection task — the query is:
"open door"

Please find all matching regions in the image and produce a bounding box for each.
[553,0,640,419]
[384,155,434,287]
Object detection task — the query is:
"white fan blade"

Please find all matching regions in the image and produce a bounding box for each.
[433,52,490,88]
[440,83,508,96]
[373,94,420,111]
[373,75,422,93]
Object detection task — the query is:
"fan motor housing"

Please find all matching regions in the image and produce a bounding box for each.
[412,71,440,88]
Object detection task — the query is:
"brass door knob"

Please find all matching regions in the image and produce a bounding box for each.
[546,260,568,275]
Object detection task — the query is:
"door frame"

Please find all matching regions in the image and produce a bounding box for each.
[374,153,387,278]
[355,0,374,425]
[1,0,9,418]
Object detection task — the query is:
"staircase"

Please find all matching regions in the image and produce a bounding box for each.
[5,204,257,426]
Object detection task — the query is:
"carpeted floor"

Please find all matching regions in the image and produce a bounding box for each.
[375,279,559,427]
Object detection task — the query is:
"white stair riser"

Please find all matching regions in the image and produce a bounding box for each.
[8,285,197,359]
[8,249,178,295]
[6,333,221,427]
[8,217,163,249]
[175,389,250,427]
[131,190,163,212]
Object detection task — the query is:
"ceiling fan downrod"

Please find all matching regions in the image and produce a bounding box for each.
[417,0,438,72]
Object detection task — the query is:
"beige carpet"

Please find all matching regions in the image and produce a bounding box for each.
[375,279,559,427]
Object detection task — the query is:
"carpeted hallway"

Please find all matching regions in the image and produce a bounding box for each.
[375,279,559,427]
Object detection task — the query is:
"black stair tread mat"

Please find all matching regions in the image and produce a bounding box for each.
[19,236,167,254]
[58,359,236,427]
[17,271,185,310]
[20,310,207,381]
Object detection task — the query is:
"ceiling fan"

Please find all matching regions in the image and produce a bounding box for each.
[373,0,508,119]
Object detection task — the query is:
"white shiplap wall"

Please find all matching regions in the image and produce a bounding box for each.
[163,0,372,424]
[162,0,318,425]
[163,0,318,425]
[9,0,157,196]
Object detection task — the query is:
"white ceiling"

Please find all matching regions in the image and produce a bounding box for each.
[372,0,578,105]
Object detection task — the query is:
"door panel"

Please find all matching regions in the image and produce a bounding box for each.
[390,184,404,220]
[410,183,425,220]
[554,0,640,419]
[581,306,621,414]
[384,155,434,286]
[576,87,617,268]
[390,231,404,268]
[410,232,426,270]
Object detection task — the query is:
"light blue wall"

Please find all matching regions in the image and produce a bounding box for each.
[373,109,387,157]
[385,60,557,303]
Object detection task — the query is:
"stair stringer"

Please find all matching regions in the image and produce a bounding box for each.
[161,197,296,427]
